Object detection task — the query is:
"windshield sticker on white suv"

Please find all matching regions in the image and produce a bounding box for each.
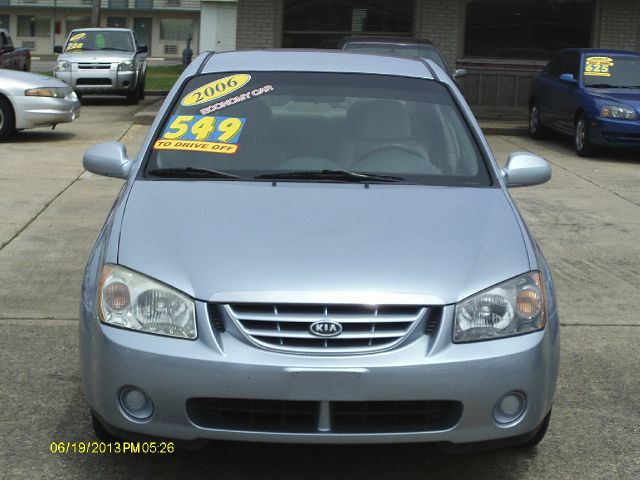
[182,74,252,107]
[153,115,246,154]
[585,56,614,77]
[199,84,275,115]
[69,32,86,42]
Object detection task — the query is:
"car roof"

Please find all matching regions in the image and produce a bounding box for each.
[69,28,132,32]
[201,49,436,80]
[558,48,640,57]
[341,36,436,47]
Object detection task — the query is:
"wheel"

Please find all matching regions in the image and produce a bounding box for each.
[126,88,140,105]
[518,409,552,449]
[91,410,121,442]
[529,101,547,140]
[575,114,594,157]
[0,95,16,141]
[138,78,146,101]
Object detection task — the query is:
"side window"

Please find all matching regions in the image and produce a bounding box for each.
[545,55,564,78]
[567,53,580,79]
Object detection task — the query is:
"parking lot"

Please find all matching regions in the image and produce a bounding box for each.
[0,99,638,479]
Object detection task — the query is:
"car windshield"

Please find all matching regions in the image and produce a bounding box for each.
[583,55,640,88]
[344,43,451,74]
[145,72,490,186]
[64,30,133,52]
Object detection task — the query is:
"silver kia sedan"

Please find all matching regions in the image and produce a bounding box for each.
[80,50,559,451]
[0,69,80,140]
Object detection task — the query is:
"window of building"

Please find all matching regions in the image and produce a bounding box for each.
[0,15,9,31]
[464,0,595,60]
[160,18,192,41]
[17,15,51,37]
[107,17,128,28]
[108,0,129,9]
[66,16,91,36]
[283,0,414,48]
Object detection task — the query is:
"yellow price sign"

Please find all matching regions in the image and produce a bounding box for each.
[161,115,245,145]
[181,74,252,107]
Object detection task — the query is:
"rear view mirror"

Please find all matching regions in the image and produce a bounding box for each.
[504,152,551,187]
[83,142,133,179]
[559,73,577,84]
[454,68,468,79]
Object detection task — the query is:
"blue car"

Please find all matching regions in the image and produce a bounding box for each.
[530,48,640,156]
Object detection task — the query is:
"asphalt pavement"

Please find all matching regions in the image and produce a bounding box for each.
[0,100,638,479]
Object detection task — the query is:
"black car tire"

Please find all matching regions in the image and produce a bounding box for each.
[529,101,547,140]
[0,95,16,141]
[127,87,140,105]
[138,77,146,101]
[518,409,552,449]
[575,114,595,157]
[91,410,121,442]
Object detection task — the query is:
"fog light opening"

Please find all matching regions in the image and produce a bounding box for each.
[494,392,526,425]
[119,386,153,420]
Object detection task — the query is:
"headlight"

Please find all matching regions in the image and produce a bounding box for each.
[98,264,196,339]
[600,105,637,120]
[118,60,135,72]
[25,87,67,98]
[55,61,71,72]
[454,272,546,343]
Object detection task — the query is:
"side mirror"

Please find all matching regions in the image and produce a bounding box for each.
[454,68,468,79]
[54,45,63,54]
[137,45,148,54]
[83,142,133,179]
[559,73,577,84]
[2,44,14,53]
[503,152,551,187]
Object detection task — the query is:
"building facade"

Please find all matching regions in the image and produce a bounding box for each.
[234,0,640,116]
[0,0,235,58]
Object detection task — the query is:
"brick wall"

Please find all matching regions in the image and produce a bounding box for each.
[418,0,463,67]
[598,0,640,51]
[236,0,280,49]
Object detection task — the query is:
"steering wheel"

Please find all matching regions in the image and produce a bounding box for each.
[353,143,428,169]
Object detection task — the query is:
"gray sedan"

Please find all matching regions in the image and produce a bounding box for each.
[0,69,80,140]
[80,50,559,451]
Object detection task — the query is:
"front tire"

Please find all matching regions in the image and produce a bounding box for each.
[0,95,16,141]
[126,88,140,105]
[518,409,552,449]
[575,114,595,157]
[138,77,146,101]
[529,101,547,140]
[91,410,121,442]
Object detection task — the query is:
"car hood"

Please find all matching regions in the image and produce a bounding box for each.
[0,69,70,90]
[57,50,133,63]
[118,181,530,305]
[585,88,640,107]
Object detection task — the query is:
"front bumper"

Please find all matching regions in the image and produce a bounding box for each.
[80,301,559,445]
[590,117,640,146]
[13,94,80,129]
[55,67,137,94]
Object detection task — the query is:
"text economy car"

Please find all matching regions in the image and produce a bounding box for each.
[0,69,80,140]
[339,36,468,80]
[80,49,559,451]
[530,48,640,156]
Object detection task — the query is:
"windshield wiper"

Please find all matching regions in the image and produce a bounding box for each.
[94,47,132,52]
[588,84,621,88]
[146,167,239,179]
[254,169,406,183]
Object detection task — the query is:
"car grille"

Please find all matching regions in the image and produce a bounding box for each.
[224,303,436,354]
[76,78,113,85]
[77,63,111,69]
[186,398,462,434]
